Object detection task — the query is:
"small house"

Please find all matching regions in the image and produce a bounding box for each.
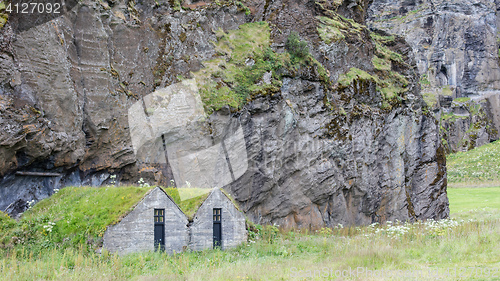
[102,186,247,254]
[189,188,247,250]
[103,187,189,254]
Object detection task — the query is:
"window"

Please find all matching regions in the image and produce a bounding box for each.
[154,209,164,223]
[213,208,221,222]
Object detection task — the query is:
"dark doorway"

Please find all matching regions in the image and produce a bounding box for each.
[154,209,165,251]
[213,208,222,249]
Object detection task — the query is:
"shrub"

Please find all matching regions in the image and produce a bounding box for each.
[285,32,309,59]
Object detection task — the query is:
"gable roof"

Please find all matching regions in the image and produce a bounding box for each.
[151,186,188,218]
[191,187,242,219]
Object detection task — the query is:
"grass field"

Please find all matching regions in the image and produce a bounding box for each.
[448,187,500,215]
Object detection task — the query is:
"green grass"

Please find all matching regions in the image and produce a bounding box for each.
[164,187,211,219]
[447,140,500,186]
[449,187,500,213]
[0,186,219,252]
[2,209,500,280]
[448,187,500,220]
[1,186,500,280]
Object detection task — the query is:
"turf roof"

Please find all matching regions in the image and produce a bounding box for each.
[1,185,238,250]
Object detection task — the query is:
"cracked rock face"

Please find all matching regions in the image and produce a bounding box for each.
[225,78,448,228]
[368,0,500,96]
[0,0,449,226]
[367,0,500,152]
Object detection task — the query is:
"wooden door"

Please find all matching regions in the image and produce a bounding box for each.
[154,209,165,251]
[213,208,222,249]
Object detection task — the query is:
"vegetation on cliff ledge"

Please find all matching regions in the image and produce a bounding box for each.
[192,21,329,114]
[0,1,7,30]
[317,14,364,43]
[319,14,410,101]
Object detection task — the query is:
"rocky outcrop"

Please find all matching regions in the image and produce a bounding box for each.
[368,0,500,96]
[0,0,449,226]
[440,95,500,152]
[367,0,500,152]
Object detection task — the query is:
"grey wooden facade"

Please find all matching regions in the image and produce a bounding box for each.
[102,187,247,254]
[103,187,189,254]
[190,188,247,251]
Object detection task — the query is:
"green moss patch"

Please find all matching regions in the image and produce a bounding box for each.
[372,56,391,71]
[441,85,453,96]
[420,74,431,86]
[370,32,409,98]
[338,68,376,87]
[423,92,437,107]
[453,97,471,103]
[317,15,363,44]
[192,22,283,113]
[370,33,405,66]
[0,1,8,30]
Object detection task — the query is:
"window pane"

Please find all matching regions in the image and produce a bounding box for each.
[160,217,163,222]
[154,210,158,215]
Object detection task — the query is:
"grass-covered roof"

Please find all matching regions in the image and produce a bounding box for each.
[164,187,211,219]
[0,185,220,251]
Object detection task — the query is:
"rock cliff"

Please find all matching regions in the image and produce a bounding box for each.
[0,0,448,226]
[368,0,500,152]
